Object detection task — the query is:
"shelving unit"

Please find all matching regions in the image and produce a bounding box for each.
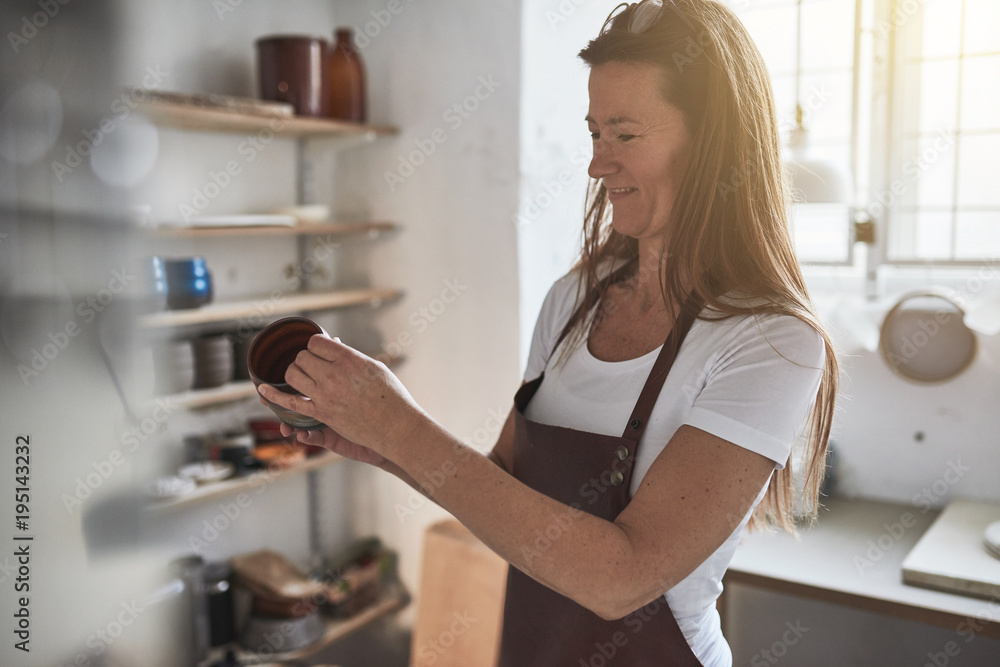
[141,94,409,657]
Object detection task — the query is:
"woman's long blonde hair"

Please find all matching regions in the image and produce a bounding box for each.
[569,0,839,532]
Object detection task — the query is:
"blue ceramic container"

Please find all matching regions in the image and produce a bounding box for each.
[164,257,213,310]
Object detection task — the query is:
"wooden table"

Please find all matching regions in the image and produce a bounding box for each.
[721,498,1000,640]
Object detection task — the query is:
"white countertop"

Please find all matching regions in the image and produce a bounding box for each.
[726,497,1000,635]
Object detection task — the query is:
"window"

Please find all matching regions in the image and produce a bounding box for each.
[732,0,859,265]
[728,0,1000,266]
[890,0,1000,262]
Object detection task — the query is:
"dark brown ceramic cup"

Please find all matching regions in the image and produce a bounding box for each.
[247,317,327,430]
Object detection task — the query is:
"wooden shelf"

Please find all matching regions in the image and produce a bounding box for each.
[148,451,343,514]
[152,220,398,240]
[162,380,258,409]
[275,584,410,661]
[199,584,410,666]
[140,98,398,139]
[140,287,402,329]
[160,355,405,410]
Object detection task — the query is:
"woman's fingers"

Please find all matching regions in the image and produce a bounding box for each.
[284,357,318,395]
[306,333,343,361]
[258,384,317,419]
[286,336,353,390]
[295,429,325,447]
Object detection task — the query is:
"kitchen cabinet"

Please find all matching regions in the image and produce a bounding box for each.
[137,95,410,660]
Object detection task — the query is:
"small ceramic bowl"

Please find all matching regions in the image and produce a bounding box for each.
[247,317,328,430]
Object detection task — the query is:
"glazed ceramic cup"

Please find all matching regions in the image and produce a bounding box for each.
[247,317,327,430]
[163,257,213,310]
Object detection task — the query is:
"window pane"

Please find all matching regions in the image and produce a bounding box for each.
[888,210,917,260]
[920,0,963,60]
[914,211,954,260]
[902,60,960,135]
[739,4,799,75]
[800,0,855,71]
[964,0,1000,56]
[960,55,1000,132]
[955,211,1000,259]
[790,203,852,262]
[898,136,957,208]
[956,133,1000,207]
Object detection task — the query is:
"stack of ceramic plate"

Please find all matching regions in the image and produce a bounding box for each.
[152,340,195,395]
[231,329,260,381]
[192,334,234,389]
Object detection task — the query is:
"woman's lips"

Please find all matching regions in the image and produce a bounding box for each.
[607,187,637,202]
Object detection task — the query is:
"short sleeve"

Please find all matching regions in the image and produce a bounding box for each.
[523,272,583,382]
[683,314,826,468]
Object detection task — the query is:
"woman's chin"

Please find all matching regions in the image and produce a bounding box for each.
[610,217,660,242]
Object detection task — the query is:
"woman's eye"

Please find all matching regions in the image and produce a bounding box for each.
[618,134,637,142]
[590,131,600,140]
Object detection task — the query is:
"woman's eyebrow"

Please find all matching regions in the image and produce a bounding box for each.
[584,115,641,126]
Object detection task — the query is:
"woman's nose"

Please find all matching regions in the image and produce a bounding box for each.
[588,141,616,180]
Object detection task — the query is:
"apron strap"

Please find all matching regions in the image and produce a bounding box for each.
[620,293,702,442]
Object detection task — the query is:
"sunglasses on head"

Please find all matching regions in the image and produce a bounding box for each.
[627,0,668,33]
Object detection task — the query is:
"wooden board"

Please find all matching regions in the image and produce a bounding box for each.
[140,98,398,138]
[152,220,398,239]
[902,499,1000,599]
[411,520,508,667]
[139,287,402,329]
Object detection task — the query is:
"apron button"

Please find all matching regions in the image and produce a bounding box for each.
[629,418,641,431]
[610,471,625,486]
[615,445,629,461]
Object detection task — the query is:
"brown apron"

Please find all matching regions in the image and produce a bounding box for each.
[498,298,704,667]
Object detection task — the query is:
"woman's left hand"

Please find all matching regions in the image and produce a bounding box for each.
[256,335,426,459]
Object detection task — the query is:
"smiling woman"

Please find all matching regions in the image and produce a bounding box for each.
[586,62,692,243]
[258,2,838,666]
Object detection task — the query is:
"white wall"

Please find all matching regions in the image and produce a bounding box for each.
[517,0,609,369]
[806,268,1000,507]
[325,0,524,624]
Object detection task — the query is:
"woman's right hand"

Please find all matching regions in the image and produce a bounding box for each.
[279,422,388,468]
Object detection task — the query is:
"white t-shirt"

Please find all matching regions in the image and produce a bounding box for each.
[522,271,825,667]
